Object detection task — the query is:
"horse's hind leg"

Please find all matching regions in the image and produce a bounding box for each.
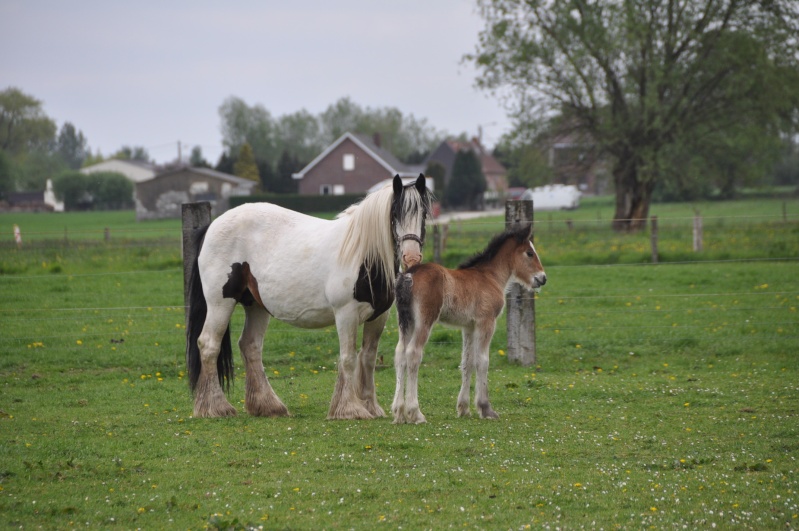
[195,302,238,418]
[473,320,499,419]
[356,311,388,418]
[457,325,475,418]
[240,305,288,417]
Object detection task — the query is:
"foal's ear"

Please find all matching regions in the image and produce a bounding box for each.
[415,174,426,194]
[518,222,533,240]
[393,174,403,195]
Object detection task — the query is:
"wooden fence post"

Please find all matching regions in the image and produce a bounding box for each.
[505,199,536,366]
[182,202,212,325]
[693,211,703,252]
[650,216,658,264]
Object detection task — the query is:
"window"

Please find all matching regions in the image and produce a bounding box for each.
[343,153,355,171]
[321,184,346,196]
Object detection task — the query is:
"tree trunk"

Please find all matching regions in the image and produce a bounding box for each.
[612,160,655,232]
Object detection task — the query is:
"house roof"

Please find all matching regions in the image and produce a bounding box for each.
[292,132,421,179]
[434,137,507,176]
[141,165,258,188]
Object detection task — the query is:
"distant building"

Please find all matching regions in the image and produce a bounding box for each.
[292,132,423,195]
[135,166,256,220]
[1,179,64,212]
[425,138,508,205]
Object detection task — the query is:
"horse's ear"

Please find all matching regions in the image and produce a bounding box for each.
[516,222,533,241]
[393,174,403,195]
[415,174,426,195]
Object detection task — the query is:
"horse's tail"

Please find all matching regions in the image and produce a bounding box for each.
[395,271,414,338]
[186,225,234,394]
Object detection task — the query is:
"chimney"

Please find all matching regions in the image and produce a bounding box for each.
[373,132,382,148]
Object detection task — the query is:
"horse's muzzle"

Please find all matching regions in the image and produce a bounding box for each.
[533,273,547,289]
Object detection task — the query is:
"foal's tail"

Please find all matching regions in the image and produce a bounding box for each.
[186,225,234,394]
[395,272,415,338]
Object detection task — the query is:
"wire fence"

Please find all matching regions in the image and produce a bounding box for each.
[1,211,796,361]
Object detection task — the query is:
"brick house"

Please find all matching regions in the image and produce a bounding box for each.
[292,132,423,195]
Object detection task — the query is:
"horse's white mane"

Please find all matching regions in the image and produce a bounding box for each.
[337,182,423,293]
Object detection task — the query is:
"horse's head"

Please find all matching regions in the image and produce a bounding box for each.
[392,174,431,270]
[509,223,547,292]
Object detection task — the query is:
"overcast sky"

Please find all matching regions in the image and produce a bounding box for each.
[0,0,513,165]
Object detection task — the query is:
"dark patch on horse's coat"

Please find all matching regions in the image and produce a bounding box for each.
[458,224,532,270]
[355,261,394,321]
[222,262,266,309]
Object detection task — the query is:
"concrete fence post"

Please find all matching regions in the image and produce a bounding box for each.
[182,202,212,325]
[505,199,536,366]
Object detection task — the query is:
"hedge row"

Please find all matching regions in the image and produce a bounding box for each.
[229,193,367,214]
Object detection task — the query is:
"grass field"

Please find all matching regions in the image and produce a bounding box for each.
[0,197,797,529]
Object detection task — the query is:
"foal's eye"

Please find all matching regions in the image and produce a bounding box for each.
[526,251,535,257]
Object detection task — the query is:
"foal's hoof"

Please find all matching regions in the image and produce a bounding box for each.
[478,406,500,419]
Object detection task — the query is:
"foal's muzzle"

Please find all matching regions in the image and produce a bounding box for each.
[533,273,547,289]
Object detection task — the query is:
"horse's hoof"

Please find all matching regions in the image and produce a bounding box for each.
[479,408,500,419]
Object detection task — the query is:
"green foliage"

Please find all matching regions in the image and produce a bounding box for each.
[55,122,90,170]
[424,160,446,196]
[111,145,150,163]
[233,144,260,188]
[189,146,210,168]
[445,149,486,208]
[0,87,56,154]
[219,95,444,173]
[52,171,133,211]
[0,150,13,199]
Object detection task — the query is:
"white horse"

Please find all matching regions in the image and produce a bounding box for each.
[186,175,431,420]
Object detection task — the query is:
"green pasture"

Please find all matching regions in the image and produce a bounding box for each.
[0,198,797,529]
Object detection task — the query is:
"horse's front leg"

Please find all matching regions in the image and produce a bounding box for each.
[356,311,388,417]
[391,331,408,423]
[473,320,499,419]
[239,305,288,417]
[400,325,431,424]
[328,308,374,420]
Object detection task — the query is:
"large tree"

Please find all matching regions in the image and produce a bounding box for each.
[471,0,799,230]
[0,87,56,154]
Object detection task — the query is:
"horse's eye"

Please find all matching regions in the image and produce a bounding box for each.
[526,251,534,257]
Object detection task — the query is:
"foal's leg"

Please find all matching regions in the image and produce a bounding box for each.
[328,307,373,420]
[473,320,499,419]
[356,311,388,418]
[239,305,289,417]
[457,325,475,418]
[391,324,409,423]
[401,322,433,424]
[194,301,238,418]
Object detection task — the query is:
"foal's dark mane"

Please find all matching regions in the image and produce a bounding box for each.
[457,224,531,270]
